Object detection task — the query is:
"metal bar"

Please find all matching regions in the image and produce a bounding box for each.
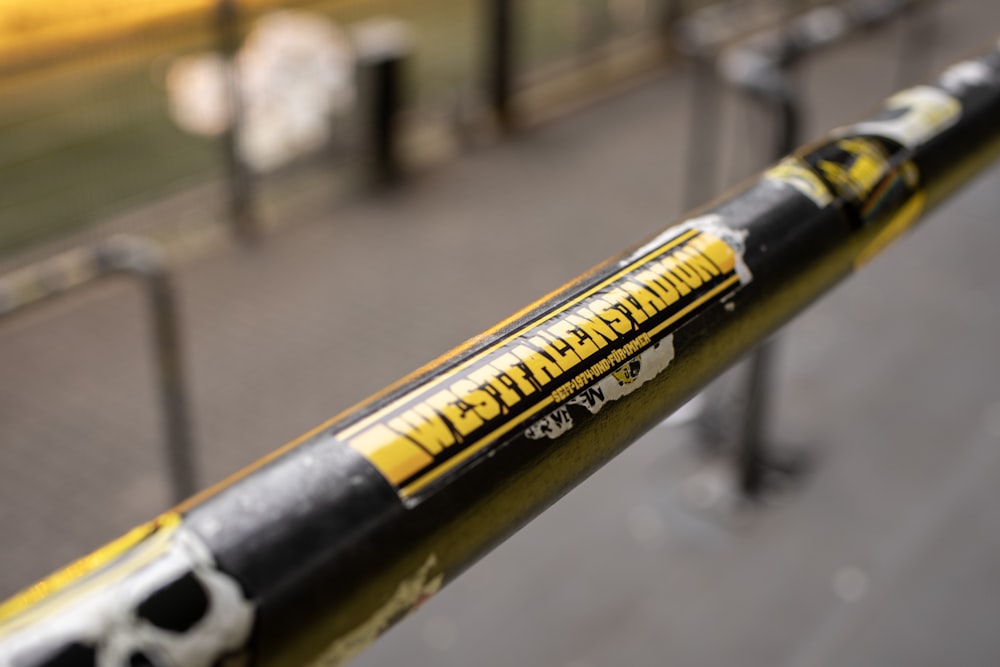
[701,0,925,499]
[718,15,804,500]
[675,0,916,228]
[487,0,516,131]
[3,41,1000,667]
[0,237,198,504]
[660,0,686,49]
[354,19,412,187]
[216,0,257,241]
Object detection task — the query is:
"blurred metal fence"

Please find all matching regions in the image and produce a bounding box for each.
[14,0,879,266]
[0,0,733,261]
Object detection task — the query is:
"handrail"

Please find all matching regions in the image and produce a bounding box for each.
[2,40,1000,667]
[0,236,198,504]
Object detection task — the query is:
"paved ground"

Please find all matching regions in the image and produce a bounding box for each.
[2,2,1000,665]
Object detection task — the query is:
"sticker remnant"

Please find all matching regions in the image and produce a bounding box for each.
[938,60,995,95]
[526,337,675,440]
[800,134,925,267]
[836,85,960,148]
[765,156,834,208]
[624,215,752,285]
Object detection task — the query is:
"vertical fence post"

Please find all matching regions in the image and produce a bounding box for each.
[660,0,684,50]
[100,238,199,502]
[736,75,801,498]
[354,19,412,187]
[487,0,515,132]
[0,237,199,503]
[150,273,199,502]
[215,0,257,241]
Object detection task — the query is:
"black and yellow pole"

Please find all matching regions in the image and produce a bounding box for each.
[684,0,934,497]
[2,41,1000,667]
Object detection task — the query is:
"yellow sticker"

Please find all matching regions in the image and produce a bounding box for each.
[842,85,961,149]
[342,223,749,501]
[800,135,925,268]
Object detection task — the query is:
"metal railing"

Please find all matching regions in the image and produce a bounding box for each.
[677,0,933,498]
[2,35,1000,667]
[0,236,197,503]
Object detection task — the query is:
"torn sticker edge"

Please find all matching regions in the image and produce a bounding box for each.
[622,214,753,286]
[832,85,961,149]
[764,156,835,209]
[525,336,676,441]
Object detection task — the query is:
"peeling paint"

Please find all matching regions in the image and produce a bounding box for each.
[312,555,443,666]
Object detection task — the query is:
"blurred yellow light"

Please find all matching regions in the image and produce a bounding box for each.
[0,0,291,69]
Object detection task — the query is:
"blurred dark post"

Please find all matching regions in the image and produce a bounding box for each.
[355,20,411,187]
[215,0,257,241]
[487,0,515,132]
[101,239,200,502]
[578,0,614,58]
[660,0,685,54]
[737,76,800,499]
[149,273,198,502]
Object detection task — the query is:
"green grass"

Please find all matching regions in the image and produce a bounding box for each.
[0,31,221,255]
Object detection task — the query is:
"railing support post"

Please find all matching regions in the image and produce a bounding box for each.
[355,19,412,187]
[215,0,257,241]
[487,0,515,132]
[0,237,198,503]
